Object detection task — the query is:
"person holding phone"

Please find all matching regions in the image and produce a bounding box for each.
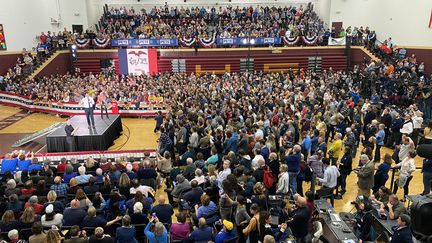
[144,214,168,243]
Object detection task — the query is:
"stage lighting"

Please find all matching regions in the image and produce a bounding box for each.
[250,39,256,45]
[71,44,77,50]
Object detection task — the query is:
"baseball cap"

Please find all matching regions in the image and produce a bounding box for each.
[223,220,233,231]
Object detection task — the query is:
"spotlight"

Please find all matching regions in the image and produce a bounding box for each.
[71,44,77,50]
[250,39,256,45]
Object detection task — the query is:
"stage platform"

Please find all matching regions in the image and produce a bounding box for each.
[46,115,122,152]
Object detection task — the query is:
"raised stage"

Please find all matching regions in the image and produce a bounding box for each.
[46,115,122,152]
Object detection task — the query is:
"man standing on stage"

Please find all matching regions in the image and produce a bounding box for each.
[80,93,96,129]
[65,119,79,152]
[97,91,109,119]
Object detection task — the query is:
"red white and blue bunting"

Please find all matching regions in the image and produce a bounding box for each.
[199,34,216,48]
[302,36,318,45]
[179,36,196,47]
[282,36,300,45]
[92,37,111,48]
[74,38,91,48]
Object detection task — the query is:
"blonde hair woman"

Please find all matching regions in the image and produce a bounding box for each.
[19,207,36,227]
[118,173,131,198]
[45,229,62,243]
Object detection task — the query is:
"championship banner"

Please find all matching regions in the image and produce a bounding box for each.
[0,24,7,50]
[216,37,281,46]
[328,37,346,46]
[118,49,158,75]
[112,38,178,47]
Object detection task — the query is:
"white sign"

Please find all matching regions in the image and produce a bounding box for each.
[328,37,346,46]
[126,49,150,75]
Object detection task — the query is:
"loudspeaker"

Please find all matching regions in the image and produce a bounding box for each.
[417,144,432,159]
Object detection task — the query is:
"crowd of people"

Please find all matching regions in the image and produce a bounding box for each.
[0,43,431,242]
[101,3,324,39]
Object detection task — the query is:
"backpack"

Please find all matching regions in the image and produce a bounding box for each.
[263,167,275,189]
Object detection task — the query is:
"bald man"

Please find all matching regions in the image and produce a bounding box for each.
[150,195,174,225]
[287,194,311,242]
[63,199,87,226]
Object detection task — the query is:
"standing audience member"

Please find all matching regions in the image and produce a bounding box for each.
[355,154,375,197]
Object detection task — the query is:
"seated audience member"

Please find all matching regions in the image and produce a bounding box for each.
[189,217,213,242]
[41,204,63,227]
[116,215,137,243]
[88,227,115,243]
[75,166,92,184]
[181,179,204,206]
[118,173,131,199]
[95,168,104,183]
[215,220,236,243]
[29,222,46,243]
[44,190,65,213]
[0,210,18,233]
[50,176,68,198]
[264,235,276,243]
[64,225,87,243]
[75,189,92,208]
[17,153,32,171]
[35,180,50,197]
[193,169,206,185]
[170,212,190,241]
[45,229,62,243]
[183,157,197,181]
[126,191,152,215]
[259,211,289,242]
[130,179,154,197]
[387,194,407,220]
[63,165,77,184]
[391,214,414,243]
[62,199,87,226]
[82,206,122,227]
[68,178,81,194]
[8,194,24,213]
[17,206,39,229]
[195,194,218,225]
[170,174,191,203]
[21,180,36,195]
[130,202,148,225]
[56,158,68,173]
[287,195,311,242]
[5,179,21,197]
[92,192,106,211]
[84,176,99,195]
[137,160,157,181]
[125,163,138,180]
[85,157,98,171]
[150,195,174,225]
[24,196,44,215]
[7,229,26,243]
[144,216,168,243]
[305,191,316,217]
[28,158,43,171]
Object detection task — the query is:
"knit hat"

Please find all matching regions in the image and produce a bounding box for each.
[223,220,233,231]
[46,204,54,214]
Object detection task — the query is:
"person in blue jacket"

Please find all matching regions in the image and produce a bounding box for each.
[144,215,168,243]
[28,158,43,172]
[17,152,32,171]
[215,220,236,243]
[390,214,413,243]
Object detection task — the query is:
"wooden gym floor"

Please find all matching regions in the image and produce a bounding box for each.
[0,105,426,213]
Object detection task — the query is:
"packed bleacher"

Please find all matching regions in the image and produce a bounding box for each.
[1,41,432,242]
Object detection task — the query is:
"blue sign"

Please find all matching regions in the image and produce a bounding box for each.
[216,37,281,46]
[112,38,178,47]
